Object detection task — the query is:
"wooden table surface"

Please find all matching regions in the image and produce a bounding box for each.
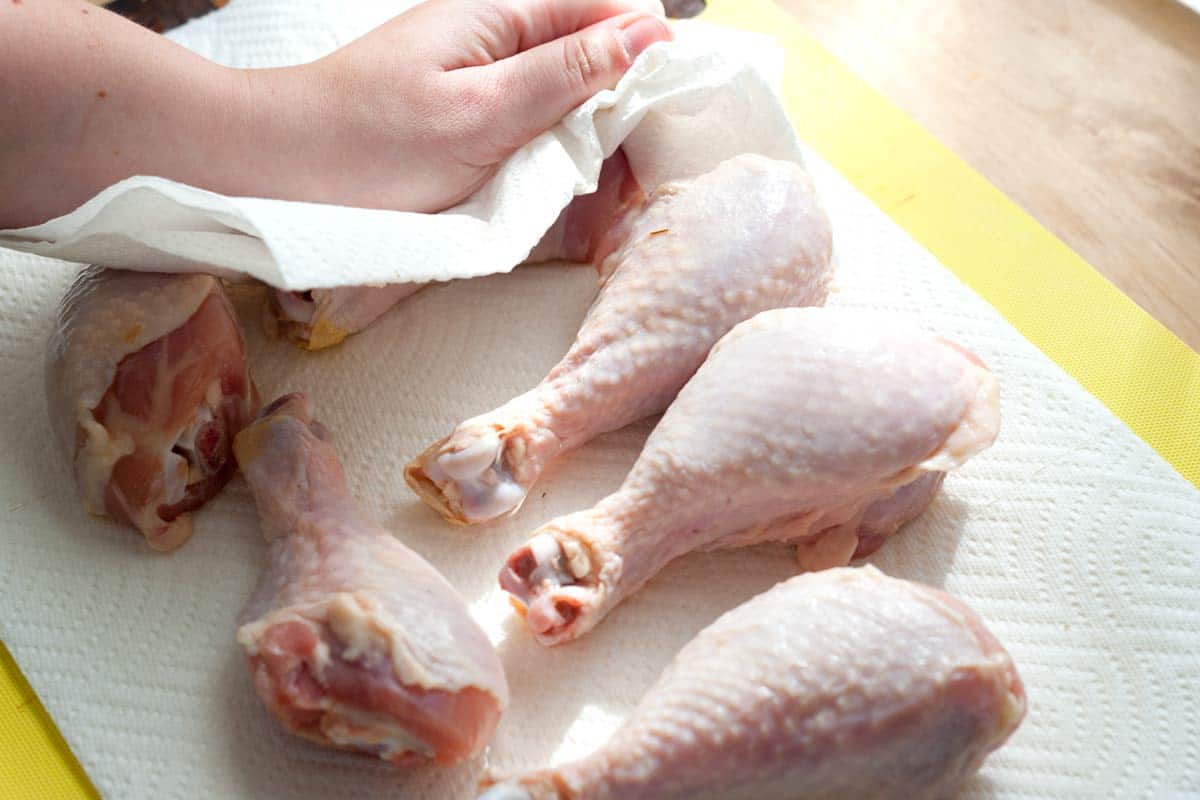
[776,0,1200,353]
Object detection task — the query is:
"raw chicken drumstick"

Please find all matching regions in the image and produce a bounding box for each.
[501,307,1000,645]
[264,150,642,350]
[407,153,834,524]
[234,394,509,764]
[481,566,1025,800]
[45,266,259,550]
[266,282,423,351]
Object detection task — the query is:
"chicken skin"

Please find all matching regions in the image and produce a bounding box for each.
[45,266,258,550]
[501,308,1000,645]
[266,282,424,351]
[234,394,508,764]
[524,148,646,267]
[407,154,834,525]
[482,566,1024,800]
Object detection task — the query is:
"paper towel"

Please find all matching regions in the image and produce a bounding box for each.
[0,1,800,290]
[1,4,1198,800]
[2,142,1198,798]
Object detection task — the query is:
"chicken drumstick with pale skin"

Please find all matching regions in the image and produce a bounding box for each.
[234,394,508,764]
[482,566,1025,800]
[501,307,1000,645]
[407,153,834,525]
[523,148,646,267]
[45,266,259,550]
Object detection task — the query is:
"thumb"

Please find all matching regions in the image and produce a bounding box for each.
[473,12,671,153]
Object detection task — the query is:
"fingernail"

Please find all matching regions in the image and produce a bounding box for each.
[617,14,671,60]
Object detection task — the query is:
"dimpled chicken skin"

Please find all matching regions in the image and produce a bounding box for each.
[501,307,1000,645]
[482,566,1025,800]
[406,153,834,525]
[234,394,508,764]
[45,266,258,550]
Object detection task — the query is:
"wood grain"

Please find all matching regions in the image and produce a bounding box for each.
[775,0,1200,352]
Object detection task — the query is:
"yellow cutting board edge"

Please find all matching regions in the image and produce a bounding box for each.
[3,0,1198,796]
[705,0,1199,489]
[0,642,99,799]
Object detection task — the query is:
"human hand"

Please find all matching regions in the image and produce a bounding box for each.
[251,0,672,213]
[0,0,668,228]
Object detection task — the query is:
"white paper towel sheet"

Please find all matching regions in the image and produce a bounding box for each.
[1,3,1198,799]
[2,145,1198,799]
[0,2,800,290]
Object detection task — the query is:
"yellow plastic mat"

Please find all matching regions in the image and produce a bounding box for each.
[0,643,98,798]
[2,0,1197,795]
[706,0,1200,488]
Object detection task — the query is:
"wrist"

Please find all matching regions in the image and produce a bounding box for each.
[223,63,331,201]
[67,55,268,210]
[229,61,360,206]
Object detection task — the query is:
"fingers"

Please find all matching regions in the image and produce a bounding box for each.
[460,11,670,155]
[500,0,667,52]
[414,0,665,65]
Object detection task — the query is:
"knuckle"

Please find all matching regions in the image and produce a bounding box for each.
[560,34,620,93]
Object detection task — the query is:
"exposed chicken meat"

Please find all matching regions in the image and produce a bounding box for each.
[45,266,258,550]
[234,394,508,764]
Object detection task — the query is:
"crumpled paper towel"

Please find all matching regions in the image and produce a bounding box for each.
[0,0,800,290]
[1,4,1198,800]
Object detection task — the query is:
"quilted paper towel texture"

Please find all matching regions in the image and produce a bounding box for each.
[1,145,1197,799]
[0,0,801,290]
